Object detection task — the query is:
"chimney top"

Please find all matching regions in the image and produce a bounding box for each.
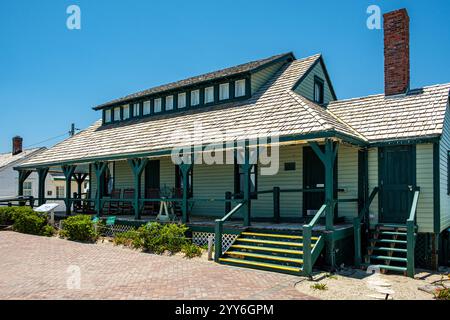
[12,136,23,156]
[384,8,410,96]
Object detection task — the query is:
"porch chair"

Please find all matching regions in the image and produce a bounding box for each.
[103,189,122,215]
[120,188,135,215]
[82,190,97,214]
[142,188,160,216]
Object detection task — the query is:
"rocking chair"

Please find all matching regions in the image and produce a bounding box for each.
[120,188,135,215]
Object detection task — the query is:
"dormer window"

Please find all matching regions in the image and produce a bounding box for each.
[123,105,130,120]
[178,93,186,108]
[313,76,324,104]
[104,109,112,123]
[191,90,200,106]
[219,83,229,100]
[165,96,174,111]
[154,98,162,113]
[235,79,246,97]
[114,107,121,121]
[205,86,214,103]
[143,101,151,115]
[133,103,140,117]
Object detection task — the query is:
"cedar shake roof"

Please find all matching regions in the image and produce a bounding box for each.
[94,52,295,110]
[0,148,46,170]
[327,84,450,142]
[19,54,363,168]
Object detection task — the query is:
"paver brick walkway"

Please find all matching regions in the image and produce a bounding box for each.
[0,232,314,300]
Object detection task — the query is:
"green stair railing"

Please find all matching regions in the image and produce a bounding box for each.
[303,204,326,276]
[406,188,420,277]
[353,187,379,268]
[214,201,246,262]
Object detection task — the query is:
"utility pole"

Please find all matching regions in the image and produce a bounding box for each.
[69,123,79,137]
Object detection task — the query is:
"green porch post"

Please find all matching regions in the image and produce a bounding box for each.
[128,158,148,220]
[93,162,108,216]
[62,165,76,216]
[73,173,88,212]
[37,168,49,206]
[17,170,32,205]
[243,140,251,227]
[180,162,193,224]
[309,139,338,231]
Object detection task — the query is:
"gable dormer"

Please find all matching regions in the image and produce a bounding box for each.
[293,56,337,105]
[96,53,295,126]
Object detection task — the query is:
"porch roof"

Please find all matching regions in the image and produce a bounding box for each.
[17,54,365,169]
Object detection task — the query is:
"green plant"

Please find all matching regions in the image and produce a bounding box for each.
[113,229,140,247]
[136,222,189,254]
[182,243,203,258]
[310,283,328,291]
[434,287,450,300]
[42,225,56,237]
[325,273,338,280]
[0,206,35,226]
[13,210,47,235]
[60,215,98,242]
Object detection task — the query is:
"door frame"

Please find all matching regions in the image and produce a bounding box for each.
[378,144,416,224]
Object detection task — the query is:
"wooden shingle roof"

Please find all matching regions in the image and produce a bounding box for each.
[327,84,450,143]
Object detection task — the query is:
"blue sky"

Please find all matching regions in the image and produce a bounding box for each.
[0,0,449,153]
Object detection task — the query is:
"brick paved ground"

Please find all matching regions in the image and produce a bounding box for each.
[0,232,314,300]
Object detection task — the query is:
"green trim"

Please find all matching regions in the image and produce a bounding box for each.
[433,142,441,233]
[313,76,325,105]
[369,136,440,147]
[37,167,49,206]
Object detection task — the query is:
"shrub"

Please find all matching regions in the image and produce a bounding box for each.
[13,210,47,235]
[137,222,189,254]
[113,229,140,247]
[434,287,450,300]
[310,283,328,291]
[0,206,35,226]
[60,215,98,242]
[182,243,203,258]
[42,225,56,237]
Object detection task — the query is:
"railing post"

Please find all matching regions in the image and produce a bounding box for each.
[303,225,312,275]
[214,220,223,262]
[406,220,415,277]
[273,187,280,223]
[93,162,108,216]
[225,192,232,215]
[243,140,251,227]
[353,217,362,268]
[62,165,76,216]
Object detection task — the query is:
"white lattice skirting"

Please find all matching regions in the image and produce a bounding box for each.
[192,232,238,251]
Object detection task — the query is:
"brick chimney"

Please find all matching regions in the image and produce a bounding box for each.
[384,8,410,96]
[12,136,23,155]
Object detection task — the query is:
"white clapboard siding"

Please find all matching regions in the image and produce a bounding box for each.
[439,105,450,232]
[337,145,359,220]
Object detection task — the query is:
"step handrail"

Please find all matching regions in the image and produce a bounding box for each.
[406,188,420,277]
[353,187,379,267]
[214,201,246,262]
[302,204,326,275]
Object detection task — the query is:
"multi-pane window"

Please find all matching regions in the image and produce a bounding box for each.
[56,186,65,198]
[165,96,174,111]
[123,105,130,120]
[313,76,324,104]
[114,107,121,121]
[178,93,186,108]
[191,90,200,106]
[154,98,162,113]
[143,101,151,115]
[133,103,140,117]
[104,109,112,123]
[23,181,32,197]
[219,83,229,100]
[205,86,214,103]
[235,79,246,97]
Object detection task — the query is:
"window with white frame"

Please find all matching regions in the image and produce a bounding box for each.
[23,181,32,197]
[123,105,130,119]
[219,83,229,100]
[56,186,65,198]
[143,101,151,115]
[133,103,140,117]
[165,96,174,111]
[178,92,186,108]
[235,79,246,97]
[104,109,112,123]
[114,107,121,121]
[154,98,162,113]
[191,90,200,106]
[205,86,214,103]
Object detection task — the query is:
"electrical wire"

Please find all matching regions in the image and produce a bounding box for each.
[24,132,70,148]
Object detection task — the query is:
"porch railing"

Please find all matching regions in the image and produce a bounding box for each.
[302,204,326,276]
[0,196,35,208]
[407,188,420,277]
[353,187,379,267]
[214,201,245,262]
